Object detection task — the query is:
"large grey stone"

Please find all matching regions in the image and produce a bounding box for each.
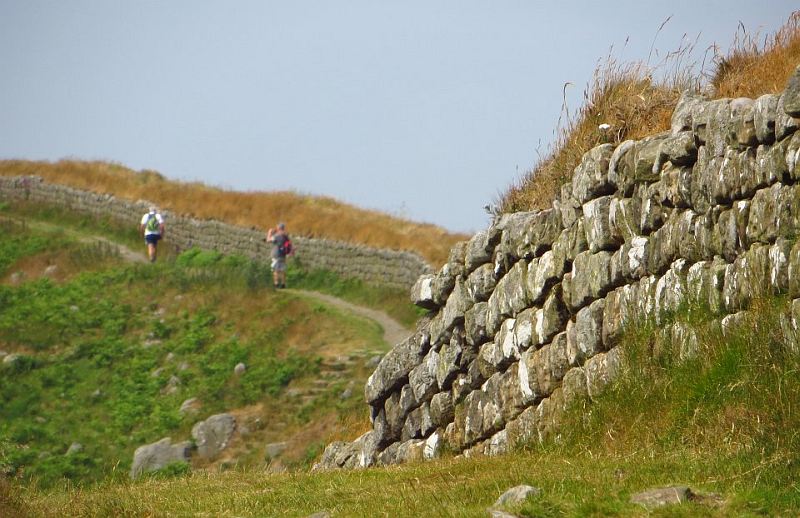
[782,64,800,117]
[464,263,496,303]
[192,413,236,459]
[572,143,615,203]
[754,93,779,144]
[583,195,623,253]
[130,437,192,479]
[410,274,436,310]
[568,299,605,366]
[366,333,428,405]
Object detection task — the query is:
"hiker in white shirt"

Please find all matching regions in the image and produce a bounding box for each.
[139,206,165,263]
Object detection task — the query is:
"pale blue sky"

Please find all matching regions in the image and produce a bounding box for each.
[1,2,797,233]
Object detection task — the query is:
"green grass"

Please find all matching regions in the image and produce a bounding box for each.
[0,211,394,488]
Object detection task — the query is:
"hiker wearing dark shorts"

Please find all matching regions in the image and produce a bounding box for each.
[267,222,291,288]
[140,206,165,263]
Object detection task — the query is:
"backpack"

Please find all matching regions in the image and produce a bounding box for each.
[145,214,160,233]
[280,237,293,256]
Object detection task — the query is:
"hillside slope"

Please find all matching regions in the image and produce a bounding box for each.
[0,202,414,489]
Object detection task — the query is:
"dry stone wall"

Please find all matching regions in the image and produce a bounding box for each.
[315,65,800,470]
[0,176,431,289]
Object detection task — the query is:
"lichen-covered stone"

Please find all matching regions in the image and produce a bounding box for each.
[366,332,428,405]
[782,64,800,117]
[525,251,563,305]
[572,143,615,203]
[568,251,614,311]
[568,299,605,366]
[746,183,798,245]
[441,278,473,333]
[465,263,496,303]
[634,134,670,182]
[584,347,622,401]
[464,302,489,347]
[409,350,440,403]
[464,230,496,273]
[429,392,454,428]
[671,90,706,135]
[533,285,569,347]
[608,140,637,195]
[486,260,530,335]
[583,195,623,253]
[410,274,437,309]
[754,93,779,144]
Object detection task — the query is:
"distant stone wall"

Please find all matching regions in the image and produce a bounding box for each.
[0,177,432,290]
[315,66,800,469]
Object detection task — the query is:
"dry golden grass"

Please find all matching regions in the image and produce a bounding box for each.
[0,160,466,267]
[500,11,800,214]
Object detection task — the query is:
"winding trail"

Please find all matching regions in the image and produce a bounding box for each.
[6,215,411,347]
[285,289,411,347]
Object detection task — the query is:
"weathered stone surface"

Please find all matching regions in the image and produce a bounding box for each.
[533,285,569,347]
[464,263,496,303]
[409,350,440,403]
[561,367,588,403]
[437,333,467,391]
[723,244,772,312]
[130,437,192,479]
[637,182,669,234]
[492,485,541,509]
[496,209,562,264]
[525,332,569,399]
[429,392,454,428]
[787,132,800,180]
[454,388,503,447]
[583,195,623,253]
[754,93,779,144]
[572,143,615,203]
[686,258,727,314]
[654,259,690,322]
[671,90,706,135]
[630,486,693,510]
[776,93,800,141]
[486,260,529,335]
[464,230,496,273]
[504,405,539,448]
[410,274,436,309]
[660,163,693,209]
[478,319,520,377]
[568,251,614,311]
[366,333,428,405]
[782,65,800,117]
[441,278,473,332]
[464,302,489,347]
[659,130,698,167]
[558,182,582,228]
[613,235,652,281]
[731,97,757,148]
[568,299,605,366]
[401,403,434,441]
[634,134,669,182]
[584,347,622,400]
[191,413,236,459]
[608,140,637,195]
[746,183,799,245]
[525,251,564,305]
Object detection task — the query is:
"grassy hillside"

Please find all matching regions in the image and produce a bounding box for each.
[0,160,468,267]
[500,11,800,214]
[0,201,416,491]
[7,291,799,516]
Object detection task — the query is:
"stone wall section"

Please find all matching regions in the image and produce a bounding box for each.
[0,177,432,290]
[315,66,800,470]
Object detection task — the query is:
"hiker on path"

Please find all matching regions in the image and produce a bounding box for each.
[139,206,165,263]
[266,222,292,288]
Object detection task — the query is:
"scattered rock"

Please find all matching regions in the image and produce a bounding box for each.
[165,352,175,362]
[150,367,163,378]
[366,355,383,369]
[179,397,201,415]
[66,443,83,455]
[43,265,58,277]
[9,272,25,284]
[192,413,236,459]
[0,350,6,359]
[3,354,19,365]
[69,305,79,312]
[130,437,192,479]
[492,485,541,509]
[178,362,190,371]
[264,442,287,460]
[162,375,180,395]
[34,416,46,424]
[630,486,692,509]
[340,388,353,400]
[306,512,330,518]
[91,389,103,399]
[234,362,246,375]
